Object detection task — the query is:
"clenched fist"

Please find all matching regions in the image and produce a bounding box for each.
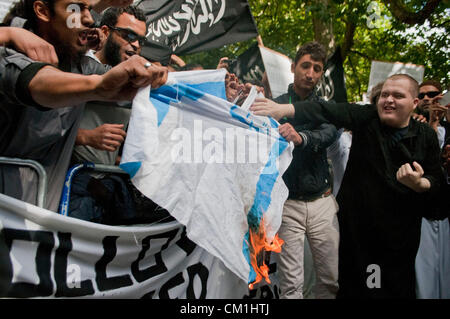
[279,123,303,146]
[396,161,431,193]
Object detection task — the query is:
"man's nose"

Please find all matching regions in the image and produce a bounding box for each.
[386,95,395,103]
[81,9,95,27]
[130,40,140,52]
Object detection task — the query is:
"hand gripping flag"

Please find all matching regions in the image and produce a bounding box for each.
[120,69,293,286]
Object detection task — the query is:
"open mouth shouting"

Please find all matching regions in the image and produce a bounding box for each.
[78,29,95,46]
[125,50,137,58]
[78,30,88,46]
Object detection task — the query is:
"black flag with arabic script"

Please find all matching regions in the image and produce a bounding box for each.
[135,0,258,65]
[316,47,348,103]
[228,43,265,86]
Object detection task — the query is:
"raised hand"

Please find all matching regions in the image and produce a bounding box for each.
[411,113,427,123]
[225,73,244,102]
[428,94,448,131]
[217,57,231,70]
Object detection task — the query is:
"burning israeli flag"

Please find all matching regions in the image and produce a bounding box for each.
[120,69,293,286]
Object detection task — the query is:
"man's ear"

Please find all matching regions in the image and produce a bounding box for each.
[412,97,419,111]
[34,0,52,23]
[100,25,110,37]
[291,62,295,74]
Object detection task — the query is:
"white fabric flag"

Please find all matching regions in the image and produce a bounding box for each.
[120,69,293,284]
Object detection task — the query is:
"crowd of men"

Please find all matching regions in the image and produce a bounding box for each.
[0,0,448,299]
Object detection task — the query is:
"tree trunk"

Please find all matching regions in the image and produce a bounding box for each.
[341,19,356,60]
[311,0,336,56]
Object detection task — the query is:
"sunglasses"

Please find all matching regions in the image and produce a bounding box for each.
[418,91,440,99]
[108,25,147,46]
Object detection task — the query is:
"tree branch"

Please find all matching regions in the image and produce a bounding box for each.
[383,0,441,25]
[429,16,450,28]
[347,53,362,99]
[349,49,372,60]
[340,19,356,60]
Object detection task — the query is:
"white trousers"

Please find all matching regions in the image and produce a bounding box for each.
[277,196,340,299]
[415,218,450,299]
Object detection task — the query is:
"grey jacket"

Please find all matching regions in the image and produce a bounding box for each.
[0,47,108,211]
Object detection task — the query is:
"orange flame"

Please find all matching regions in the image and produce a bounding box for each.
[247,219,284,290]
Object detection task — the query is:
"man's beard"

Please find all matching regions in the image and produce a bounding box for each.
[104,35,122,67]
[416,104,430,120]
[416,104,430,118]
[49,29,88,65]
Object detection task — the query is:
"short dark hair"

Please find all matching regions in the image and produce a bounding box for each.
[100,6,146,29]
[419,79,442,93]
[386,74,419,98]
[294,41,327,65]
[3,0,55,29]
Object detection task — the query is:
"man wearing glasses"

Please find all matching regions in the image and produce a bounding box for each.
[91,6,147,66]
[69,6,149,224]
[73,6,147,165]
[416,80,442,120]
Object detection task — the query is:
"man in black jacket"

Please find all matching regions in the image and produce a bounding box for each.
[274,42,339,299]
[251,74,443,298]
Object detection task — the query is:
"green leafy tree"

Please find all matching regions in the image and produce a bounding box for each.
[182,0,449,102]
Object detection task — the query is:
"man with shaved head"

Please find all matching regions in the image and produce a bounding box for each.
[250,73,444,298]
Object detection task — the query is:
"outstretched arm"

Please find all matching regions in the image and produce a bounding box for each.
[251,97,376,131]
[28,55,168,108]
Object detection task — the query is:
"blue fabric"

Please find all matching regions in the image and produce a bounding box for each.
[243,137,289,283]
[150,82,225,127]
[119,161,141,179]
[188,82,227,100]
[58,162,94,216]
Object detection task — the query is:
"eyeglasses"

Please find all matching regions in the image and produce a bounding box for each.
[418,91,440,99]
[108,25,147,46]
